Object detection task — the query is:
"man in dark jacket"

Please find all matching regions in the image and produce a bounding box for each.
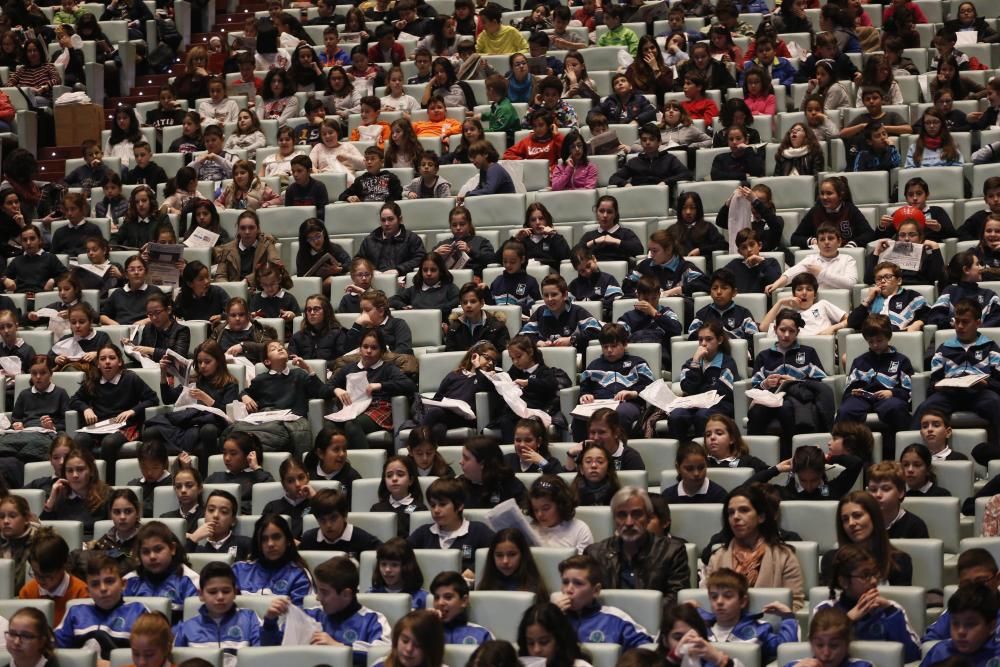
[584,486,689,607]
[609,123,692,187]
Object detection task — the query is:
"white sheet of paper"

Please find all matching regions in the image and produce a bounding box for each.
[240,409,300,424]
[124,343,160,370]
[570,398,620,418]
[745,388,786,408]
[936,374,988,389]
[225,355,257,384]
[77,418,124,434]
[77,262,110,278]
[35,308,62,319]
[487,371,552,427]
[175,388,233,422]
[880,240,923,272]
[325,371,373,422]
[227,401,249,422]
[485,498,540,546]
[640,379,724,414]
[421,396,475,420]
[726,191,753,255]
[184,227,221,249]
[956,30,979,46]
[281,603,322,646]
[51,337,85,359]
[0,356,20,377]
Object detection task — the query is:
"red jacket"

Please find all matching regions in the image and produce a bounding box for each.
[682,97,719,125]
[368,42,405,65]
[0,90,15,122]
[503,132,564,165]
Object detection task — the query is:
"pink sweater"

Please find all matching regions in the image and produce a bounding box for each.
[745,93,776,116]
[551,162,598,191]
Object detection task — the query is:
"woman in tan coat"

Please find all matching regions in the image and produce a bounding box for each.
[704,484,806,611]
[213,210,281,288]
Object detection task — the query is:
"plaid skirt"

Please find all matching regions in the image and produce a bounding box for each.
[365,400,393,429]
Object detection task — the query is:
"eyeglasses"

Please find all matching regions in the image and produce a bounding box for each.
[5,631,40,642]
[850,571,879,581]
[305,306,324,313]
[146,309,165,317]
[874,274,898,283]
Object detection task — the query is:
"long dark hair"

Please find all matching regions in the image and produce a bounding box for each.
[178,198,222,241]
[250,513,312,575]
[300,294,341,336]
[516,603,587,667]
[559,130,588,166]
[463,437,515,500]
[135,521,189,578]
[835,490,904,582]
[109,105,142,145]
[717,484,789,548]
[372,537,425,592]
[413,253,453,288]
[479,527,549,602]
[377,455,424,504]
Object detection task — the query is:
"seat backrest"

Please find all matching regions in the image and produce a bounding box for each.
[891,537,944,590]
[468,590,536,642]
[780,501,838,551]
[668,503,724,552]
[391,309,442,349]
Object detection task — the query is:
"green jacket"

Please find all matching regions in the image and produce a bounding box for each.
[483,97,522,138]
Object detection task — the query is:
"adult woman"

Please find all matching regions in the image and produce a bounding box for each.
[323,66,362,119]
[561,51,600,104]
[704,484,805,610]
[213,210,280,287]
[40,447,110,538]
[357,201,427,277]
[506,52,534,104]
[288,294,347,365]
[210,297,278,364]
[7,37,60,106]
[821,490,913,585]
[257,69,299,125]
[943,1,999,43]
[171,45,210,106]
[129,293,191,362]
[576,195,644,263]
[0,149,55,222]
[626,36,672,106]
[214,159,280,211]
[421,57,474,109]
[774,122,825,176]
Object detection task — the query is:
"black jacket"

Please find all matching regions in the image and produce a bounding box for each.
[585,533,689,607]
[356,225,427,275]
[444,312,510,353]
[609,150,692,187]
[710,148,765,183]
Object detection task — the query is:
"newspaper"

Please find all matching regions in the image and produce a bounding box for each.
[936,374,988,389]
[570,398,620,418]
[745,388,786,408]
[36,308,71,339]
[77,418,125,435]
[484,498,540,546]
[163,349,191,385]
[184,227,220,249]
[956,30,979,46]
[486,371,552,427]
[174,386,233,422]
[146,242,185,288]
[228,82,258,102]
[281,603,322,646]
[444,249,469,271]
[238,409,301,424]
[51,337,85,360]
[76,262,110,278]
[421,397,475,420]
[879,240,923,272]
[639,379,723,414]
[123,342,159,370]
[325,372,372,422]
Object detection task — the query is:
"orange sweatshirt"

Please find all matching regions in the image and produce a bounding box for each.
[19,573,89,624]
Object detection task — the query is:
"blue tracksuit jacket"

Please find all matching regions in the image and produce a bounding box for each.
[815,597,920,662]
[927,281,1000,328]
[624,256,710,297]
[569,270,623,318]
[843,348,913,402]
[173,605,262,656]
[618,304,683,341]
[366,586,430,610]
[688,302,760,342]
[679,352,740,408]
[489,270,541,315]
[123,566,200,613]
[697,608,799,664]
[923,611,1000,642]
[520,304,601,352]
[579,353,656,399]
[566,602,654,649]
[929,334,1000,393]
[232,561,313,606]
[848,288,929,331]
[261,600,390,662]
[55,599,148,653]
[750,342,827,388]
[920,636,1000,666]
[443,615,495,645]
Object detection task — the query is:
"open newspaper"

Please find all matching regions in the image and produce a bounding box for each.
[936,374,988,389]
[639,379,724,414]
[77,418,125,435]
[146,242,185,288]
[570,398,620,418]
[325,371,372,422]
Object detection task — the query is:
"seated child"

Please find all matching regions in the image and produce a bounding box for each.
[490,240,541,315]
[19,527,89,625]
[296,99,326,145]
[186,489,253,562]
[699,568,798,664]
[349,96,391,148]
[847,261,930,332]
[430,571,495,644]
[866,462,929,539]
[835,314,913,432]
[403,151,452,199]
[520,274,601,354]
[567,246,623,323]
[367,538,430,609]
[262,556,390,663]
[123,522,200,621]
[338,146,403,203]
[190,125,237,183]
[924,548,1000,641]
[0,356,68,466]
[766,223,857,294]
[785,606,875,667]
[64,140,111,190]
[54,554,147,657]
[299,488,383,560]
[919,583,1000,666]
[407,477,495,576]
[261,455,314,538]
[851,121,901,172]
[552,554,653,648]
[204,433,274,515]
[503,110,563,166]
[573,323,655,440]
[173,561,262,655]
[661,442,729,504]
[616,275,683,370]
[127,439,172,517]
[609,123,691,187]
[94,173,128,223]
[761,273,848,337]
[687,269,759,343]
[667,322,741,440]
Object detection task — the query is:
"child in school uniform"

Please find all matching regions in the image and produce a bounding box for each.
[836,314,913,432]
[520,274,601,355]
[299,488,382,561]
[568,246,623,323]
[687,269,760,344]
[173,560,262,656]
[0,357,68,466]
[204,433,274,515]
[430,571,494,644]
[490,240,541,316]
[18,527,88,624]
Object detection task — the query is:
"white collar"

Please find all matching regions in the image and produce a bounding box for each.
[316,462,342,479]
[389,494,415,509]
[931,446,952,460]
[207,530,234,550]
[283,494,308,507]
[123,283,148,293]
[100,373,123,385]
[887,507,906,529]
[524,363,539,374]
[31,383,55,394]
[602,224,620,235]
[430,518,470,548]
[917,480,934,494]
[317,523,354,544]
[140,471,171,483]
[38,572,71,597]
[269,367,291,376]
[677,477,711,497]
[74,330,97,341]
[611,442,624,458]
[180,503,200,519]
[2,337,23,350]
[67,219,86,229]
[263,289,286,299]
[357,359,385,370]
[238,239,258,252]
